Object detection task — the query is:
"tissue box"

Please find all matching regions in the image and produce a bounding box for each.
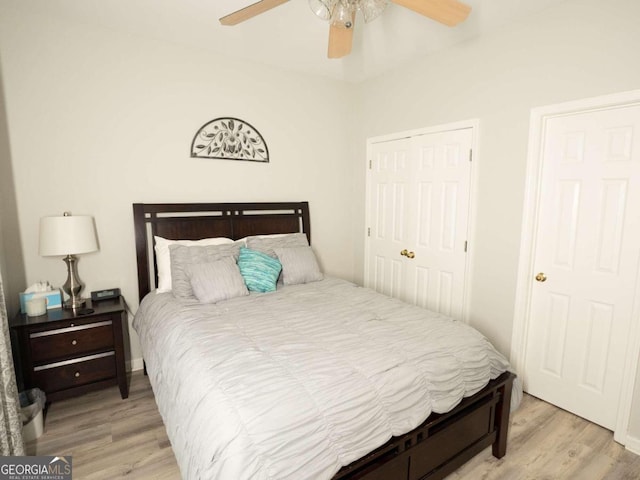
[19,290,62,314]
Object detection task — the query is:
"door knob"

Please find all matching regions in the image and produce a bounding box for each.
[400,249,408,257]
[407,251,415,259]
[535,273,547,282]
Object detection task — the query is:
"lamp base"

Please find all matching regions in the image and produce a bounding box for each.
[61,254,86,310]
[64,297,86,309]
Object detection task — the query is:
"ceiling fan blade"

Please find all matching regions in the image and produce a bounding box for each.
[328,16,355,59]
[391,0,471,26]
[328,25,354,59]
[220,0,290,26]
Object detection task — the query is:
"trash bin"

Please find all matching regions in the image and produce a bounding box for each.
[19,388,46,442]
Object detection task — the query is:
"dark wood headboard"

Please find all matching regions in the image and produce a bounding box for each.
[132,202,311,302]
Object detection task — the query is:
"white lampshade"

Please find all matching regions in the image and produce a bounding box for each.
[39,214,99,256]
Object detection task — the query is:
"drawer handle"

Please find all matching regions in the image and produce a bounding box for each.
[70,323,75,327]
[71,340,77,346]
[74,372,80,378]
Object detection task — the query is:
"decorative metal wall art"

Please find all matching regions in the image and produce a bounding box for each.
[190,117,269,162]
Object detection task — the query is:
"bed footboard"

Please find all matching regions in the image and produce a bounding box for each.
[334,372,515,480]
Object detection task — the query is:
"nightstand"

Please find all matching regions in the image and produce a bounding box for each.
[11,296,129,401]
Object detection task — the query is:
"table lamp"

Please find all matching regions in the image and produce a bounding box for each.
[39,212,99,309]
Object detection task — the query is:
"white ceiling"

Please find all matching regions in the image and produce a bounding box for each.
[33,0,566,83]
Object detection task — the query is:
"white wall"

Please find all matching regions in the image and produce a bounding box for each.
[0,62,25,320]
[354,0,640,441]
[0,5,356,369]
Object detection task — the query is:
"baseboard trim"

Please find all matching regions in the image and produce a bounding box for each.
[126,357,144,372]
[626,434,640,455]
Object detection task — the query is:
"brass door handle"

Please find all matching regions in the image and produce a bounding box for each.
[535,272,547,282]
[407,251,415,259]
[400,249,416,259]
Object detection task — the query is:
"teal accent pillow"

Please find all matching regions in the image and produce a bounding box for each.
[238,247,282,293]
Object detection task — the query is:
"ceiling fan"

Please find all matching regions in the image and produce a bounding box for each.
[219,0,472,59]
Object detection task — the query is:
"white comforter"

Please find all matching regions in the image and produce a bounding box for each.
[134,277,517,480]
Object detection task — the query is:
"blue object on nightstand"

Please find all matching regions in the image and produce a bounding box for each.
[19,290,62,313]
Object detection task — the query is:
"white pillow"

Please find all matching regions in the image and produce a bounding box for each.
[235,233,288,245]
[154,235,234,293]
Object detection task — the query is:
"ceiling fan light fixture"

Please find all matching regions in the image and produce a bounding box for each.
[309,0,388,26]
[360,0,388,23]
[331,0,355,29]
[308,0,336,21]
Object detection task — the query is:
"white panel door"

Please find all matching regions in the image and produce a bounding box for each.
[366,128,473,317]
[409,129,473,318]
[367,138,413,302]
[525,105,640,429]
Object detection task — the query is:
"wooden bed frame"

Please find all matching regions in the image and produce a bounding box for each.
[132,201,515,480]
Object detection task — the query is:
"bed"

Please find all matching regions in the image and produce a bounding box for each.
[132,201,518,480]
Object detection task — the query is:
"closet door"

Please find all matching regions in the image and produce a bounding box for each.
[367,137,414,303]
[366,128,473,319]
[408,129,473,318]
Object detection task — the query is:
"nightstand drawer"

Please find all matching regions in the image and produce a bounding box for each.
[32,352,116,392]
[30,320,114,363]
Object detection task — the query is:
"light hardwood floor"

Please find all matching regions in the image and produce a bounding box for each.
[27,371,640,479]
